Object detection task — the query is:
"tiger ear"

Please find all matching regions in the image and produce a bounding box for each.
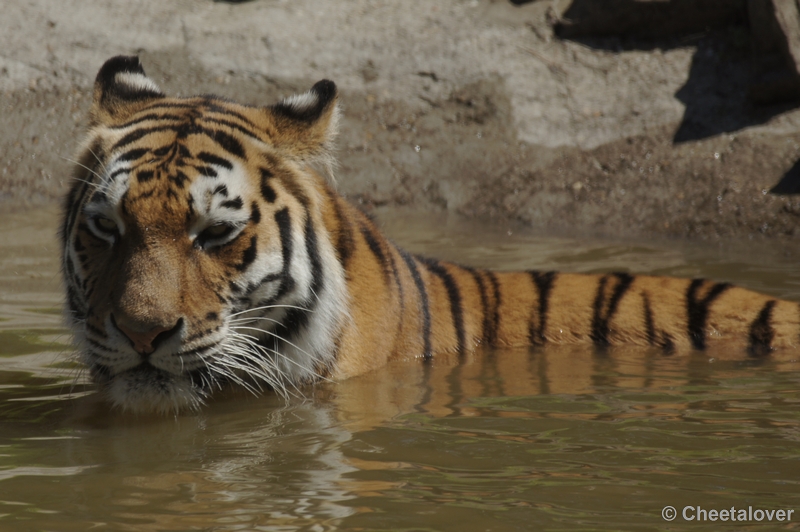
[90,56,164,125]
[267,80,340,167]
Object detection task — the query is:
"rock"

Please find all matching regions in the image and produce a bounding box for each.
[553,0,747,39]
[748,0,800,104]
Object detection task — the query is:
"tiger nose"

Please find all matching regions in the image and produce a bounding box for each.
[114,317,182,356]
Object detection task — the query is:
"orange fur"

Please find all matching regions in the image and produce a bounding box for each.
[60,56,800,413]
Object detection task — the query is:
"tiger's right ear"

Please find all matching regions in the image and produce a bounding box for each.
[90,56,164,125]
[266,80,340,170]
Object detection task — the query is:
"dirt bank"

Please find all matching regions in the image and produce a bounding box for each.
[3,0,800,241]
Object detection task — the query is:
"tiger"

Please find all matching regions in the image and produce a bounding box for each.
[60,56,800,414]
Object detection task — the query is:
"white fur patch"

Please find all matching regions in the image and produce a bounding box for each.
[115,71,162,95]
[281,90,319,113]
[80,157,133,236]
[106,368,205,414]
[188,161,253,240]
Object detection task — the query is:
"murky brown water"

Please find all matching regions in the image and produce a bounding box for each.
[1,207,800,531]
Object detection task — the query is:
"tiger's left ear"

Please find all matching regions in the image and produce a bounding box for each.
[90,56,165,125]
[267,80,340,167]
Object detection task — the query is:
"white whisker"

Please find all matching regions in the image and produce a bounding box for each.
[61,156,105,184]
[231,329,332,385]
[228,304,313,318]
[231,325,321,369]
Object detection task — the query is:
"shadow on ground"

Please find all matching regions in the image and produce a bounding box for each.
[551,0,800,197]
[553,0,800,145]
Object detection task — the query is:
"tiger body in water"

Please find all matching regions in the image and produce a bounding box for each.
[60,56,800,413]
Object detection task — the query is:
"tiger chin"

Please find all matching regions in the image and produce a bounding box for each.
[61,56,800,414]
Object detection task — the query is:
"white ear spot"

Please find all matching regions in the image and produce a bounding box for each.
[281,90,319,113]
[114,72,162,95]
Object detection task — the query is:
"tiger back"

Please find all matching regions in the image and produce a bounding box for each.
[61,56,800,413]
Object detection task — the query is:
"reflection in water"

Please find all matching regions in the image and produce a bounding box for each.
[2,347,799,531]
[1,208,800,530]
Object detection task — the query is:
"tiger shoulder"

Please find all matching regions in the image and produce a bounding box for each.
[60,56,800,413]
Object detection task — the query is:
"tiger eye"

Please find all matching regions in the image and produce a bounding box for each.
[95,216,117,233]
[205,223,231,238]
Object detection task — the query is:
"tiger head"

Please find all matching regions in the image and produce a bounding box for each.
[61,56,349,413]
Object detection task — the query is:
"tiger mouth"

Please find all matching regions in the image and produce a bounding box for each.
[92,362,212,414]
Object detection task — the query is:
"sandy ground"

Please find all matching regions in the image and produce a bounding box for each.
[3,0,800,241]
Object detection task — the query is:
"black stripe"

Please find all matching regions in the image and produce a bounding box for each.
[385,245,406,321]
[108,167,129,181]
[111,125,173,152]
[64,253,75,279]
[198,151,234,170]
[686,279,732,350]
[65,285,86,320]
[89,191,107,204]
[62,146,98,247]
[259,168,277,203]
[661,333,675,352]
[196,165,218,178]
[86,337,119,354]
[331,195,355,267]
[235,235,258,272]
[421,258,466,357]
[260,208,295,305]
[137,170,155,183]
[590,272,634,346]
[229,280,242,294]
[207,128,245,159]
[205,104,258,128]
[487,271,501,345]
[82,270,96,302]
[85,322,107,339]
[221,197,244,210]
[185,324,222,343]
[153,144,174,157]
[134,189,155,201]
[202,117,263,142]
[468,269,491,344]
[749,300,777,356]
[642,293,656,345]
[360,222,391,284]
[170,170,189,188]
[213,184,229,197]
[262,153,310,207]
[109,112,184,130]
[250,202,261,224]
[243,272,283,296]
[140,101,202,111]
[528,271,557,345]
[273,212,325,344]
[359,219,405,323]
[116,148,148,162]
[117,147,148,163]
[399,250,431,360]
[358,211,405,322]
[111,124,244,157]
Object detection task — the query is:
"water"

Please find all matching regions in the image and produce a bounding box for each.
[1,207,800,531]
